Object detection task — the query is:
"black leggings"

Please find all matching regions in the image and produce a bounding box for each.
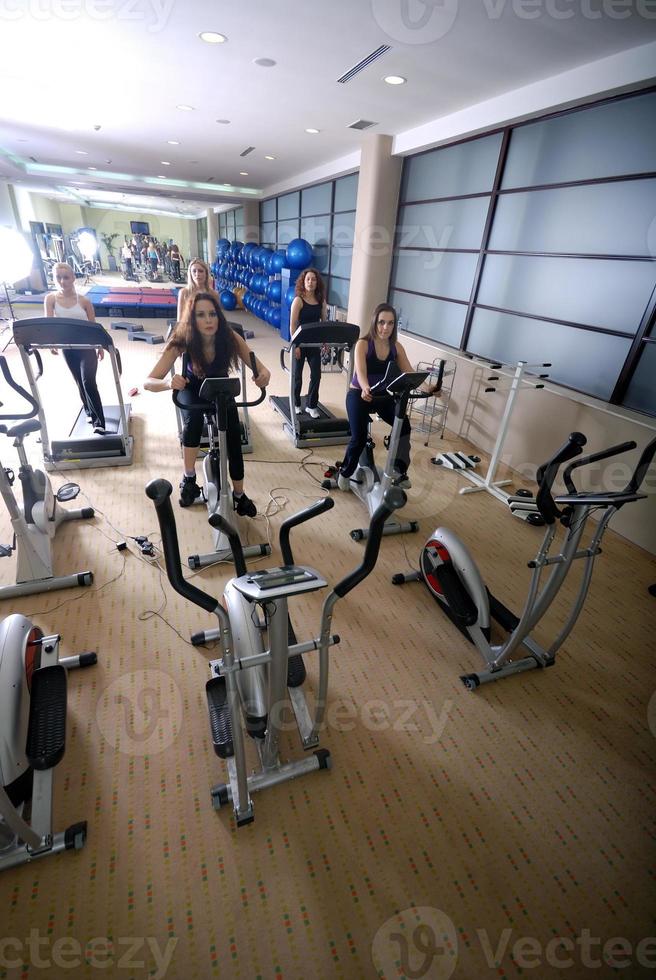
[340,388,411,478]
[63,349,105,428]
[294,348,321,409]
[177,389,244,482]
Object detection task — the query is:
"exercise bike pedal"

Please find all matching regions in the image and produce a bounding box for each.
[287,653,307,688]
[205,676,234,759]
[26,664,67,770]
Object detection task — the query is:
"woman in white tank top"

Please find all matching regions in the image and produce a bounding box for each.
[43,262,107,433]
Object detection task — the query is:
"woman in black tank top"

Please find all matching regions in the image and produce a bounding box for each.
[290,268,328,419]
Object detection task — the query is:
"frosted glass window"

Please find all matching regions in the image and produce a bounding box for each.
[218,214,226,234]
[390,290,467,349]
[490,179,656,256]
[261,199,276,221]
[226,213,235,237]
[313,245,329,275]
[236,226,244,242]
[402,132,502,201]
[300,215,331,248]
[392,250,478,302]
[503,92,656,188]
[398,197,490,251]
[328,277,350,308]
[276,219,299,246]
[332,211,356,247]
[467,308,632,400]
[330,247,353,279]
[261,221,275,245]
[278,192,300,219]
[623,343,656,416]
[301,183,332,216]
[478,255,655,335]
[334,174,358,212]
[235,207,244,222]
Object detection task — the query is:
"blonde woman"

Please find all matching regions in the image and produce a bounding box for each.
[43,262,107,434]
[176,258,218,320]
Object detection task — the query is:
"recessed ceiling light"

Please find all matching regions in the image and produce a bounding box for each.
[265,155,275,160]
[383,75,406,85]
[176,104,195,111]
[216,119,231,124]
[75,149,88,155]
[157,175,167,179]
[167,140,180,145]
[239,171,249,176]
[253,57,276,67]
[88,166,97,170]
[160,161,171,165]
[305,128,320,134]
[199,31,227,43]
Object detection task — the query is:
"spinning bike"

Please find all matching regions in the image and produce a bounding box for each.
[0,355,94,600]
[147,478,405,826]
[393,431,656,689]
[323,368,430,541]
[173,360,271,570]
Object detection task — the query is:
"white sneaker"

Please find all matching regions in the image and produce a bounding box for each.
[294,405,302,415]
[306,407,320,419]
[337,472,351,492]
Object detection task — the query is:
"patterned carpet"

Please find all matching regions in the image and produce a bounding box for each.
[0,310,654,980]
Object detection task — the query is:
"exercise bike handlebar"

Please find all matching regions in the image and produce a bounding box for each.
[208,512,247,576]
[535,432,587,524]
[145,479,220,615]
[279,497,335,566]
[0,355,40,420]
[333,487,406,598]
[623,436,656,495]
[562,440,637,494]
[173,352,267,412]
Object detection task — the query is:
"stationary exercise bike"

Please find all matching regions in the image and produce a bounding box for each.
[173,357,271,570]
[0,355,94,601]
[323,366,431,540]
[0,613,97,870]
[393,431,656,690]
[146,476,405,826]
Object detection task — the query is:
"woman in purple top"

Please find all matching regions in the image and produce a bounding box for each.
[337,303,415,491]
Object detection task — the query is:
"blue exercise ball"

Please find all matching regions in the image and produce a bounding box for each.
[268,280,282,303]
[216,237,230,256]
[286,238,313,270]
[270,250,286,274]
[220,289,237,311]
[270,306,281,328]
[284,286,296,307]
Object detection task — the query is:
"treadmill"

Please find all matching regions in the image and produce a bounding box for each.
[270,321,360,449]
[13,317,133,471]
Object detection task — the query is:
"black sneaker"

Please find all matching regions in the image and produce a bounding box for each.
[179,475,202,507]
[233,491,257,518]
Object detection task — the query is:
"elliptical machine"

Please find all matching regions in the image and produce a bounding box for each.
[323,366,431,541]
[147,476,405,826]
[393,431,656,690]
[173,357,271,570]
[0,614,97,870]
[0,355,94,601]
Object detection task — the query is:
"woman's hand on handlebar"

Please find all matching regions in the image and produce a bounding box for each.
[252,366,270,389]
[360,384,373,403]
[170,373,188,391]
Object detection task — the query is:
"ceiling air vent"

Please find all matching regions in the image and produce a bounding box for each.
[239,146,255,158]
[337,45,391,84]
[29,156,38,163]
[348,119,378,131]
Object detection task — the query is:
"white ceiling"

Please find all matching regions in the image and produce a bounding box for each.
[1,0,655,218]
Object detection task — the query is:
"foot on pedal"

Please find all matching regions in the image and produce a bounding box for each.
[233,491,257,517]
[337,471,351,492]
[179,474,202,507]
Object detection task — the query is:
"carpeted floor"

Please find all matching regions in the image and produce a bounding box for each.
[0,298,654,980]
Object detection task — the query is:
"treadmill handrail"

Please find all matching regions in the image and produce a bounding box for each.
[290,321,360,348]
[13,317,118,353]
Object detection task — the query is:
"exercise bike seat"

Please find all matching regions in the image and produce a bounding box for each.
[4,419,41,440]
